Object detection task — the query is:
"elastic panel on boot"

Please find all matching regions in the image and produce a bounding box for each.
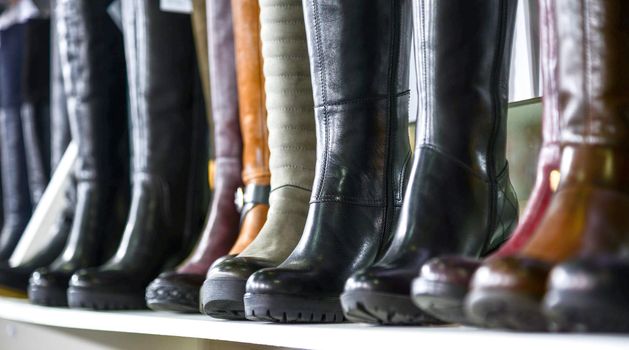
[238,0,316,261]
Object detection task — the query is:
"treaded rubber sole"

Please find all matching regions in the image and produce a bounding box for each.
[411,277,471,325]
[341,290,443,325]
[200,278,247,320]
[146,281,200,313]
[28,285,68,307]
[543,288,629,333]
[244,293,345,323]
[67,287,147,310]
[465,289,548,331]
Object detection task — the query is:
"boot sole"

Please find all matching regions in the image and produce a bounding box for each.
[67,286,147,310]
[340,290,442,325]
[146,281,200,313]
[28,285,68,307]
[200,278,247,320]
[543,288,629,332]
[244,293,345,323]
[411,278,471,325]
[465,289,548,331]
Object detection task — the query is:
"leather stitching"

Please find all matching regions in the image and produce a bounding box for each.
[311,0,328,200]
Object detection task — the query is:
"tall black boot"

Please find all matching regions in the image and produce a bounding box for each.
[67,0,207,310]
[21,18,52,206]
[0,23,32,264]
[0,7,75,297]
[244,0,413,322]
[341,0,518,324]
[29,0,129,307]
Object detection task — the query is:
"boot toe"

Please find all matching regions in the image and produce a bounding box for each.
[145,272,204,313]
[246,267,319,296]
[543,258,629,332]
[70,268,140,292]
[208,256,275,281]
[341,265,440,325]
[200,257,273,319]
[68,269,148,310]
[28,268,72,306]
[409,256,482,325]
[30,268,71,290]
[465,256,552,330]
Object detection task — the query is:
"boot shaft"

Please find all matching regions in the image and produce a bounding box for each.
[303,0,412,207]
[55,0,128,182]
[555,0,629,147]
[121,0,198,177]
[259,0,316,196]
[50,3,71,171]
[207,0,242,161]
[540,0,560,147]
[231,0,270,186]
[413,0,516,177]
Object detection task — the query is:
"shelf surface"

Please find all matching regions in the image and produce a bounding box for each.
[0,297,627,349]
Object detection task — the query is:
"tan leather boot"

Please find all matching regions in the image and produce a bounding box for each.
[229,0,270,255]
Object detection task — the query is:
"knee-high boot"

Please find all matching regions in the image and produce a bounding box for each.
[145,0,242,313]
[67,0,207,310]
[245,0,413,323]
[29,0,129,307]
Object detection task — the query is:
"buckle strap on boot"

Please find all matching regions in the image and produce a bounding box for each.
[234,184,270,223]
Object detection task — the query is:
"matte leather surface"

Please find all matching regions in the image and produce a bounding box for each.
[247,0,412,299]
[30,0,130,293]
[227,0,270,255]
[69,0,207,297]
[344,0,518,299]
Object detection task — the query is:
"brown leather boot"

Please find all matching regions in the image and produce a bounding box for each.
[466,0,629,332]
[145,0,243,313]
[228,0,270,255]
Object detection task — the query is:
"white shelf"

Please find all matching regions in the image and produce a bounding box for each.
[0,297,627,350]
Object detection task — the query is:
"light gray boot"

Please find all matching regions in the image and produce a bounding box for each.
[200,0,316,320]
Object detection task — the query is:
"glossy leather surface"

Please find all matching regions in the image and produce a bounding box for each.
[0,13,73,293]
[0,23,33,262]
[228,0,270,254]
[69,0,207,298]
[415,0,561,292]
[247,0,412,300]
[471,0,629,307]
[173,0,242,277]
[21,18,51,206]
[345,0,518,299]
[30,0,130,294]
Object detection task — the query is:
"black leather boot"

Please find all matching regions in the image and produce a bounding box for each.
[67,0,207,310]
[29,0,130,307]
[243,0,413,323]
[0,8,75,297]
[21,18,52,206]
[0,23,33,265]
[340,0,518,325]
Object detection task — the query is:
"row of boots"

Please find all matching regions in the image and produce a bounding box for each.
[0,0,626,334]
